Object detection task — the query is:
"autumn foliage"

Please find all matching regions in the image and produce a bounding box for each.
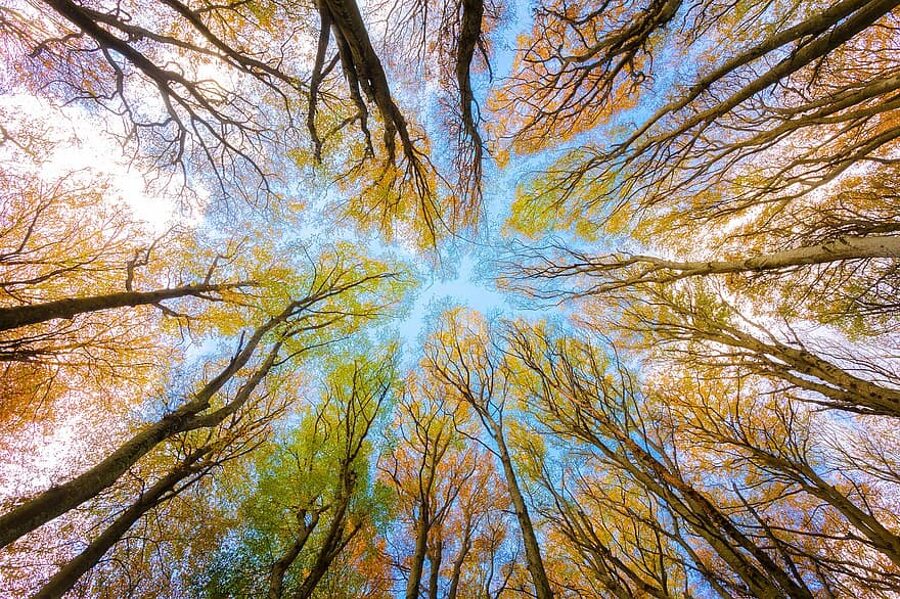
[0,0,898,597]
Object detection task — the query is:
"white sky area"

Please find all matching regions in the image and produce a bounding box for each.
[1,93,184,229]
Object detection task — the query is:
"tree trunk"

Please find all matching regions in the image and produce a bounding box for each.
[0,283,243,331]
[603,426,813,599]
[632,235,900,278]
[454,0,485,177]
[268,511,320,599]
[0,322,281,549]
[33,448,210,599]
[320,0,414,161]
[405,505,430,599]
[294,478,360,599]
[490,422,554,599]
[698,321,900,417]
[620,0,899,161]
[790,462,900,569]
[427,540,442,599]
[559,235,900,294]
[446,518,471,599]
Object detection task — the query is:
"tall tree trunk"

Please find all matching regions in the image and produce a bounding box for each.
[454,0,485,192]
[268,510,321,599]
[0,283,244,331]
[749,451,900,569]
[320,0,415,162]
[489,421,554,599]
[0,320,282,549]
[295,476,361,599]
[805,474,900,569]
[546,235,900,293]
[446,517,472,599]
[33,448,210,599]
[617,0,900,162]
[518,337,814,598]
[405,505,430,599]
[695,319,900,417]
[594,424,813,599]
[639,235,899,276]
[427,540,443,599]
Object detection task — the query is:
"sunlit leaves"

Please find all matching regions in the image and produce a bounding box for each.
[2,0,899,597]
[505,151,620,240]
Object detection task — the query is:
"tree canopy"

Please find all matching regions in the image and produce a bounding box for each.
[1,0,898,597]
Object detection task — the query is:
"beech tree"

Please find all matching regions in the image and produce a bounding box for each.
[424,309,556,599]
[3,0,311,202]
[187,351,396,599]
[378,375,483,599]
[33,391,284,599]
[501,0,900,233]
[0,164,267,450]
[508,323,825,597]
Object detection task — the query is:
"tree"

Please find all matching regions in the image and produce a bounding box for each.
[3,0,493,240]
[661,375,900,582]
[4,0,307,203]
[378,374,477,599]
[607,283,900,418]
[301,0,499,246]
[424,309,556,599]
[3,0,900,596]
[507,322,820,597]
[500,0,900,236]
[193,350,396,599]
[0,163,266,451]
[275,355,392,599]
[33,387,284,599]
[384,0,502,207]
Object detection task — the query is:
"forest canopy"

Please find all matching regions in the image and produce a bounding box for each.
[0,0,898,597]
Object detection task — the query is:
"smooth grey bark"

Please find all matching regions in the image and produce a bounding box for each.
[617,235,900,277]
[537,235,900,293]
[319,0,416,162]
[488,420,554,599]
